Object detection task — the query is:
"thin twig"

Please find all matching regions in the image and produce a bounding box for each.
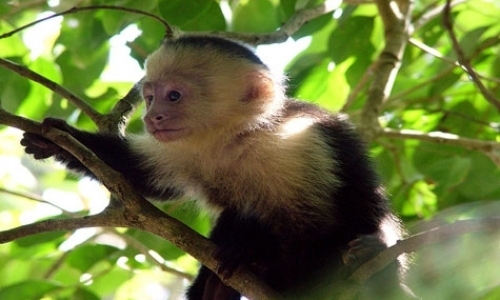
[109,228,194,281]
[211,0,340,45]
[0,57,101,123]
[0,187,76,216]
[106,78,145,135]
[341,60,377,112]
[442,0,500,112]
[0,5,173,40]
[381,128,500,166]
[412,0,466,31]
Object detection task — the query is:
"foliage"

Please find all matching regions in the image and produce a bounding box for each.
[0,0,499,299]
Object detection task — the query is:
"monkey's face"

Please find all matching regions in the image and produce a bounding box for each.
[142,43,283,143]
[142,80,193,142]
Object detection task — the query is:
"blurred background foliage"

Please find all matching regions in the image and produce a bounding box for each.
[0,0,499,299]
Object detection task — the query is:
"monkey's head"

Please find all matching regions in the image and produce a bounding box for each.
[142,35,285,143]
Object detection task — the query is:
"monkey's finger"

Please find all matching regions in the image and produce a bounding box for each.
[21,133,63,159]
[21,132,53,149]
[41,117,71,134]
[22,146,56,159]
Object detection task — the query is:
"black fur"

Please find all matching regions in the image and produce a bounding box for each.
[164,35,265,66]
[21,112,406,299]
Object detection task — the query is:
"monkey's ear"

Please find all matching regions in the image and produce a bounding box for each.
[242,72,276,103]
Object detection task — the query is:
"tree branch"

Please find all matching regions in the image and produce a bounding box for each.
[442,0,500,112]
[360,0,414,141]
[0,5,174,40]
[341,60,377,112]
[0,57,101,123]
[211,0,340,46]
[0,107,283,300]
[109,227,194,281]
[350,217,500,284]
[381,128,500,166]
[105,78,145,135]
[0,187,76,216]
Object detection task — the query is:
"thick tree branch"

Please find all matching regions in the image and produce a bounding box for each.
[333,217,500,299]
[350,217,500,284]
[0,209,127,243]
[360,0,414,141]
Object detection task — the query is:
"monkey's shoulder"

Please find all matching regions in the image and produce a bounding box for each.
[280,99,359,140]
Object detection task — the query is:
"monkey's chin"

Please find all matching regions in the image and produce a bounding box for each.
[152,129,188,142]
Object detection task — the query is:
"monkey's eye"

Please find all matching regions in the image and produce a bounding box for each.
[167,90,182,102]
[144,95,154,105]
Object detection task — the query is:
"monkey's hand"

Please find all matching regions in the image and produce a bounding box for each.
[342,234,387,268]
[20,118,76,160]
[212,217,280,280]
[214,241,279,281]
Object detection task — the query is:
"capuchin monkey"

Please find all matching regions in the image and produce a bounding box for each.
[21,35,412,299]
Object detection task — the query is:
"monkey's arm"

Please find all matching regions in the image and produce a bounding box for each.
[21,118,177,200]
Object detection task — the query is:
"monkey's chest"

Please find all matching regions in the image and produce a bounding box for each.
[182,155,322,217]
[170,131,338,216]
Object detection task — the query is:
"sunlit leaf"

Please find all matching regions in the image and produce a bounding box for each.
[67,244,120,273]
[158,0,214,29]
[328,16,375,63]
[232,0,280,33]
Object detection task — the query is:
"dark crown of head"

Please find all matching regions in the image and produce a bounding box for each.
[164,35,266,66]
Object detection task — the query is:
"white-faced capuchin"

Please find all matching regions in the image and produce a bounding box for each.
[21,35,412,299]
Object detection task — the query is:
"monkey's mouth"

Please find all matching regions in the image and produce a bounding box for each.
[152,128,187,142]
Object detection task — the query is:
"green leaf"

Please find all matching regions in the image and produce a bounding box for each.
[158,0,217,29]
[57,16,110,59]
[404,180,437,217]
[55,46,108,96]
[0,23,29,57]
[293,59,331,101]
[15,231,67,248]
[97,0,157,35]
[86,265,132,296]
[328,16,375,63]
[292,13,333,40]
[158,0,209,21]
[0,280,60,300]
[73,287,100,300]
[0,62,31,113]
[66,244,120,272]
[424,156,471,199]
[478,285,500,300]
[456,153,500,201]
[458,26,489,57]
[232,0,280,33]
[428,70,462,97]
[278,0,297,22]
